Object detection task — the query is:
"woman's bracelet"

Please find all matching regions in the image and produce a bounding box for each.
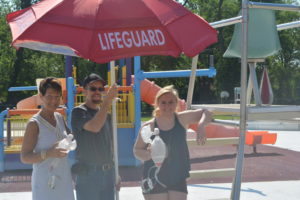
[40,150,47,160]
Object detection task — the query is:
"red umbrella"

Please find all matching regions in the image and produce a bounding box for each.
[7,1,217,199]
[7,0,217,63]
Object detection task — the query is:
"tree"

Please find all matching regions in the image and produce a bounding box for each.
[186,0,300,104]
[0,0,17,106]
[266,1,300,104]
[0,0,66,109]
[1,0,299,111]
[187,0,241,103]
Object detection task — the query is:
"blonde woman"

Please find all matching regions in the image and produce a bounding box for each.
[134,85,212,200]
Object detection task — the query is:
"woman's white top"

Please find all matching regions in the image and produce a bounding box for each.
[31,112,75,200]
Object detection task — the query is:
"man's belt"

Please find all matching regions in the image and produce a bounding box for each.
[86,163,113,171]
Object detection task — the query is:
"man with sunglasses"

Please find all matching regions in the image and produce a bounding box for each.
[71,73,119,200]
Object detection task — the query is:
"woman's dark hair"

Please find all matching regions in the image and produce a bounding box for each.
[39,77,62,96]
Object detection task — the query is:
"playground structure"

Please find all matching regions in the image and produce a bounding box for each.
[194,6,300,122]
[1,1,300,200]
[0,59,278,171]
[0,62,219,170]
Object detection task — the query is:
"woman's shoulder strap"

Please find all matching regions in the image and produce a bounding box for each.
[172,113,179,123]
[153,118,158,128]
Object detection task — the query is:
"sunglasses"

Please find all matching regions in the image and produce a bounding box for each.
[89,87,105,92]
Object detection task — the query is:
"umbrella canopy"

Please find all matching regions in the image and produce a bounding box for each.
[7,0,217,64]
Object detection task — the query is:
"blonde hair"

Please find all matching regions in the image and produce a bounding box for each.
[152,85,180,117]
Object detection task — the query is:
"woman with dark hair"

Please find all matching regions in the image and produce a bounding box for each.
[21,77,75,200]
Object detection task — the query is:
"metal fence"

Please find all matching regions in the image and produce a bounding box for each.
[5,116,29,153]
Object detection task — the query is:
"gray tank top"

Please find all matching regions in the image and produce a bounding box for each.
[143,114,190,186]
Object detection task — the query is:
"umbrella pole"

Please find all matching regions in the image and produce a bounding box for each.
[186,55,199,109]
[110,61,119,200]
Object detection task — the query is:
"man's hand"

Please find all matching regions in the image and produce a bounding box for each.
[101,84,118,110]
[47,142,68,158]
[106,83,118,102]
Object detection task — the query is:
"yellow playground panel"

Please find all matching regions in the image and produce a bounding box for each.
[75,86,135,128]
[5,116,29,154]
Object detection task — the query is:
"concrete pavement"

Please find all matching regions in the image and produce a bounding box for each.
[1,180,300,200]
[1,130,299,200]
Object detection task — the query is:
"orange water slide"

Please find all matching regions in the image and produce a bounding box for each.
[16,95,42,109]
[140,79,186,111]
[16,94,65,110]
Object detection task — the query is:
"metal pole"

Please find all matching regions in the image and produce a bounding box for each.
[0,109,8,172]
[8,86,37,91]
[133,56,142,141]
[231,0,248,199]
[133,56,142,166]
[212,119,241,127]
[65,56,73,78]
[143,68,216,79]
[110,61,119,200]
[277,20,300,31]
[67,77,74,128]
[249,1,300,11]
[186,55,199,109]
[210,16,299,32]
[125,58,132,86]
[65,56,72,93]
[210,16,242,29]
